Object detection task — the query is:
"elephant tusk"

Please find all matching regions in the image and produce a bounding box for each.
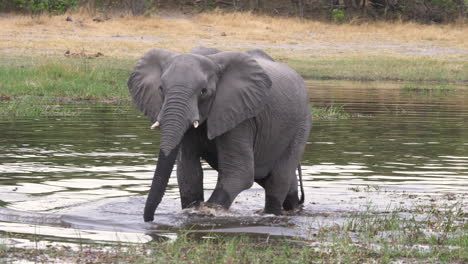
[193,120,199,128]
[150,121,160,130]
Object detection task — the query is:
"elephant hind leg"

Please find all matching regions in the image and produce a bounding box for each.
[255,174,284,214]
[282,182,301,211]
[263,147,304,214]
[262,163,298,215]
[263,178,301,214]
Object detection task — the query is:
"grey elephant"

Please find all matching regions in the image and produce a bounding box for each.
[128,46,312,222]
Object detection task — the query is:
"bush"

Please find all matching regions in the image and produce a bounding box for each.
[0,0,79,14]
[369,0,466,23]
[0,0,465,23]
[332,8,346,23]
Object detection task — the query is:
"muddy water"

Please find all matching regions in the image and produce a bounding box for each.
[0,81,467,245]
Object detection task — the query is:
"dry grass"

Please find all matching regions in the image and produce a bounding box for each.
[0,11,466,59]
[197,11,468,46]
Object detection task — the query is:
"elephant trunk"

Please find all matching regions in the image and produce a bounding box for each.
[144,92,193,222]
[144,146,179,222]
[159,94,192,156]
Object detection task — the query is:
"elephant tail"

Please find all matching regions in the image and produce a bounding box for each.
[297,164,305,205]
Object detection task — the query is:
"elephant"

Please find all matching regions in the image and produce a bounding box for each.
[128,46,312,222]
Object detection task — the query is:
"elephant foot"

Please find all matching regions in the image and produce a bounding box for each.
[206,188,232,209]
[183,202,229,216]
[181,199,203,209]
[261,206,303,216]
[263,195,283,215]
[282,205,304,216]
[283,191,301,211]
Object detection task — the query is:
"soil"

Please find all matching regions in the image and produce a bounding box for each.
[0,13,466,59]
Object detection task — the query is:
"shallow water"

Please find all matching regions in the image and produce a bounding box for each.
[0,80,467,244]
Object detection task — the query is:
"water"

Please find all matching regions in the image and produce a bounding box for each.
[0,80,467,245]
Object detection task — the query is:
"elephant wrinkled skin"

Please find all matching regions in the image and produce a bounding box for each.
[128,46,312,222]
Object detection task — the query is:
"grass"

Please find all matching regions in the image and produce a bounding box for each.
[0,53,465,118]
[0,11,467,118]
[1,198,466,263]
[288,56,468,82]
[311,104,351,119]
[0,56,356,119]
[0,96,74,117]
[0,58,132,99]
[0,57,133,118]
[402,83,460,92]
[319,203,468,263]
[1,11,467,56]
[1,234,315,263]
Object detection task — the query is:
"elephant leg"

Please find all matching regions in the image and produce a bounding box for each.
[262,172,291,215]
[282,174,300,211]
[279,128,310,212]
[206,121,254,209]
[255,177,267,189]
[177,128,204,209]
[263,153,300,215]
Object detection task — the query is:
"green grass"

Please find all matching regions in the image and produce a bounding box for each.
[0,96,75,117]
[317,202,467,264]
[0,56,356,119]
[400,83,466,97]
[0,234,317,263]
[1,54,466,118]
[288,56,468,83]
[0,57,133,99]
[311,104,351,119]
[402,83,458,90]
[0,56,134,118]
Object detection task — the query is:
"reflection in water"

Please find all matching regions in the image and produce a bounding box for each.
[0,80,467,243]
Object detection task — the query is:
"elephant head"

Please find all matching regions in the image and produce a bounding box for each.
[128,49,272,221]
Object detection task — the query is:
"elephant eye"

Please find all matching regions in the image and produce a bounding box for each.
[159,86,163,92]
[200,88,208,95]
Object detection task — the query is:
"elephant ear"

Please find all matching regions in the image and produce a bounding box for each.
[245,49,275,61]
[206,51,272,140]
[128,49,176,122]
[191,46,222,55]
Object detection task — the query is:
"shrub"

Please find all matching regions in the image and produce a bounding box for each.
[0,0,79,14]
[332,8,346,23]
[369,0,466,23]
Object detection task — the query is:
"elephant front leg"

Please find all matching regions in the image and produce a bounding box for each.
[206,122,254,209]
[177,130,204,209]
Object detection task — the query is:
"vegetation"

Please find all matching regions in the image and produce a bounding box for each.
[1,198,466,263]
[1,12,466,59]
[0,0,466,23]
[311,104,351,119]
[331,8,346,24]
[402,83,459,91]
[288,56,468,82]
[0,0,79,14]
[1,55,465,118]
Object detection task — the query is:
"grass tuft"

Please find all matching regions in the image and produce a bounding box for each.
[312,104,351,119]
[401,83,459,92]
[0,96,75,118]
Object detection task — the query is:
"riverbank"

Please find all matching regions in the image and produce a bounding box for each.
[1,196,466,263]
[0,54,466,118]
[1,13,467,118]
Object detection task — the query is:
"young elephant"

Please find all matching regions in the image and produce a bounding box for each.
[128,47,312,222]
